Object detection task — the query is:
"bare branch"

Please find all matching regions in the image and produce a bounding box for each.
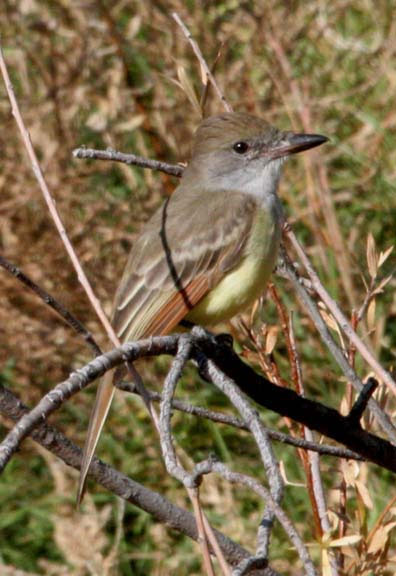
[159,336,194,484]
[72,147,183,177]
[193,332,291,566]
[158,335,229,574]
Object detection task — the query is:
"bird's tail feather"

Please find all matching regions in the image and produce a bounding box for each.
[77,370,115,506]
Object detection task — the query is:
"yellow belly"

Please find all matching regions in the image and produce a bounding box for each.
[186,205,281,325]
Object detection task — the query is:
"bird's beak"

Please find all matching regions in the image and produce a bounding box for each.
[269,132,329,159]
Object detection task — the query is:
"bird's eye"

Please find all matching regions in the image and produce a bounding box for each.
[233,141,249,154]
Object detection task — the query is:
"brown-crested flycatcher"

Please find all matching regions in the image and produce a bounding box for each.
[78,112,327,502]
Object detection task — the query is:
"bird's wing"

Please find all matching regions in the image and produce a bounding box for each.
[77,187,257,504]
[113,187,257,341]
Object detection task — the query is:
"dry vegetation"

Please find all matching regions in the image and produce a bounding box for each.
[0,1,395,575]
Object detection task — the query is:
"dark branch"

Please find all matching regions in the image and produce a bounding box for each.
[348,378,379,424]
[198,335,396,473]
[1,333,395,475]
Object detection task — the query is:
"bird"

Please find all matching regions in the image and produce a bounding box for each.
[77,112,328,503]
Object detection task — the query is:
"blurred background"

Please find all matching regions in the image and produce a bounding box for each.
[0,1,395,574]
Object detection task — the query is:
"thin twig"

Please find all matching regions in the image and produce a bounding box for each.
[199,42,225,113]
[172,12,233,113]
[190,488,217,576]
[201,514,231,576]
[159,336,193,483]
[286,227,396,397]
[287,311,324,532]
[0,254,102,357]
[116,381,362,460]
[356,280,376,324]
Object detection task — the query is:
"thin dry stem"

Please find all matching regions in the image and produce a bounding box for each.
[286,228,396,397]
[288,316,339,576]
[190,489,216,576]
[201,514,231,576]
[172,12,233,113]
[0,45,116,347]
